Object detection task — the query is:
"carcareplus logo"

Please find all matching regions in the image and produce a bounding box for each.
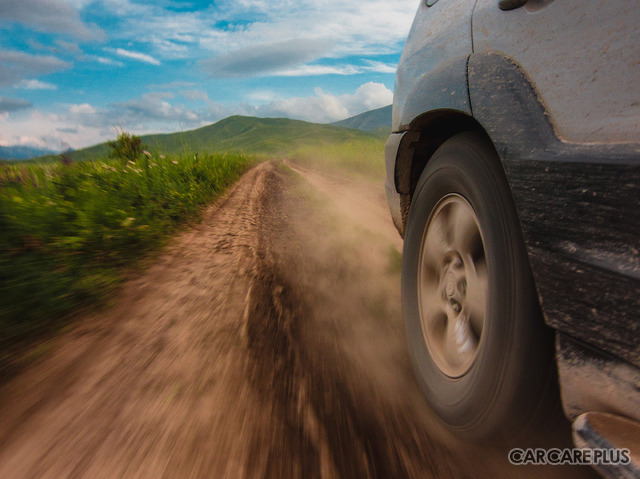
[508,448,631,466]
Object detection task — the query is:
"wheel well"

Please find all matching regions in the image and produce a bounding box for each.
[397,111,497,231]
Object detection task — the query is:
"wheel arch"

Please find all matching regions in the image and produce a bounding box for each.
[395,110,500,225]
[395,52,559,231]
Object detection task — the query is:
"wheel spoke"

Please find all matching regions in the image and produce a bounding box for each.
[442,313,477,372]
[442,313,460,368]
[422,211,451,269]
[465,257,488,338]
[420,254,440,287]
[450,200,480,257]
[419,286,446,330]
[456,314,477,355]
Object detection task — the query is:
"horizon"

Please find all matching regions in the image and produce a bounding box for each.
[1,106,393,158]
[0,0,416,151]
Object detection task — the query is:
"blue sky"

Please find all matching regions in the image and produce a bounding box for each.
[0,0,417,150]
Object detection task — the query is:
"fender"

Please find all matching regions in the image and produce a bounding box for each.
[387,55,476,238]
[393,55,471,132]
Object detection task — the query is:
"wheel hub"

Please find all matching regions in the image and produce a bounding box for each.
[445,270,457,298]
[417,194,488,378]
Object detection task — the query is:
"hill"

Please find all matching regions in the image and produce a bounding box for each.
[0,145,59,161]
[331,105,392,133]
[38,116,382,163]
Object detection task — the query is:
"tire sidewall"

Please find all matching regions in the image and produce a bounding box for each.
[402,132,550,439]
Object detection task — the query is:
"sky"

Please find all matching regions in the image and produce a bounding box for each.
[0,0,418,151]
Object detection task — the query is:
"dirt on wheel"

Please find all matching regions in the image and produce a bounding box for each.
[0,161,594,478]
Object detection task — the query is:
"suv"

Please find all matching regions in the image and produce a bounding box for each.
[386,0,640,476]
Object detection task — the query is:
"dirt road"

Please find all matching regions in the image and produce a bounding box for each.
[0,161,594,478]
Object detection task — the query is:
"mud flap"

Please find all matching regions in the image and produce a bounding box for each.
[573,412,640,479]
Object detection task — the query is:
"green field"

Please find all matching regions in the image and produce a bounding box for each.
[31,116,387,182]
[0,150,254,373]
[290,137,386,181]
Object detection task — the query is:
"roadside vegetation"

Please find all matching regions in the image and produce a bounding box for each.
[291,136,386,181]
[0,132,254,374]
[0,114,387,375]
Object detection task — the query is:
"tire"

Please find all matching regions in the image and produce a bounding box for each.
[402,131,555,441]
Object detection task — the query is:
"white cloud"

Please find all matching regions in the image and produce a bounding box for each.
[97,0,414,76]
[344,81,394,112]
[15,79,57,90]
[111,92,201,126]
[274,61,398,78]
[0,0,106,41]
[112,48,161,65]
[201,38,331,77]
[180,90,210,102]
[0,110,67,148]
[0,82,393,150]
[98,0,148,17]
[269,64,361,77]
[199,0,416,57]
[0,49,71,87]
[146,36,190,57]
[54,39,82,54]
[0,96,33,113]
[93,56,125,67]
[260,92,348,124]
[245,90,278,103]
[256,82,393,123]
[69,103,96,115]
[362,60,398,74]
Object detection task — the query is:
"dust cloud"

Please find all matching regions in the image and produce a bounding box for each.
[0,161,594,478]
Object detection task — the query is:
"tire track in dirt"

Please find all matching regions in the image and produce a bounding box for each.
[243,160,592,479]
[0,160,593,478]
[244,163,463,478]
[0,162,294,478]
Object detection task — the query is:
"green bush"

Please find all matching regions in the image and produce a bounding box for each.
[108,129,146,164]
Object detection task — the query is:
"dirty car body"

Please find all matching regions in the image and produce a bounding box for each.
[387,0,640,475]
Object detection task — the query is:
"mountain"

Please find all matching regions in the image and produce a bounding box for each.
[0,145,59,161]
[37,115,382,163]
[331,105,392,133]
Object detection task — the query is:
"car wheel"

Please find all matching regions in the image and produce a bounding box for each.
[402,131,555,440]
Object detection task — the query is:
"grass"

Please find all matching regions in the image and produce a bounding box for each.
[0,151,254,372]
[290,136,386,181]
